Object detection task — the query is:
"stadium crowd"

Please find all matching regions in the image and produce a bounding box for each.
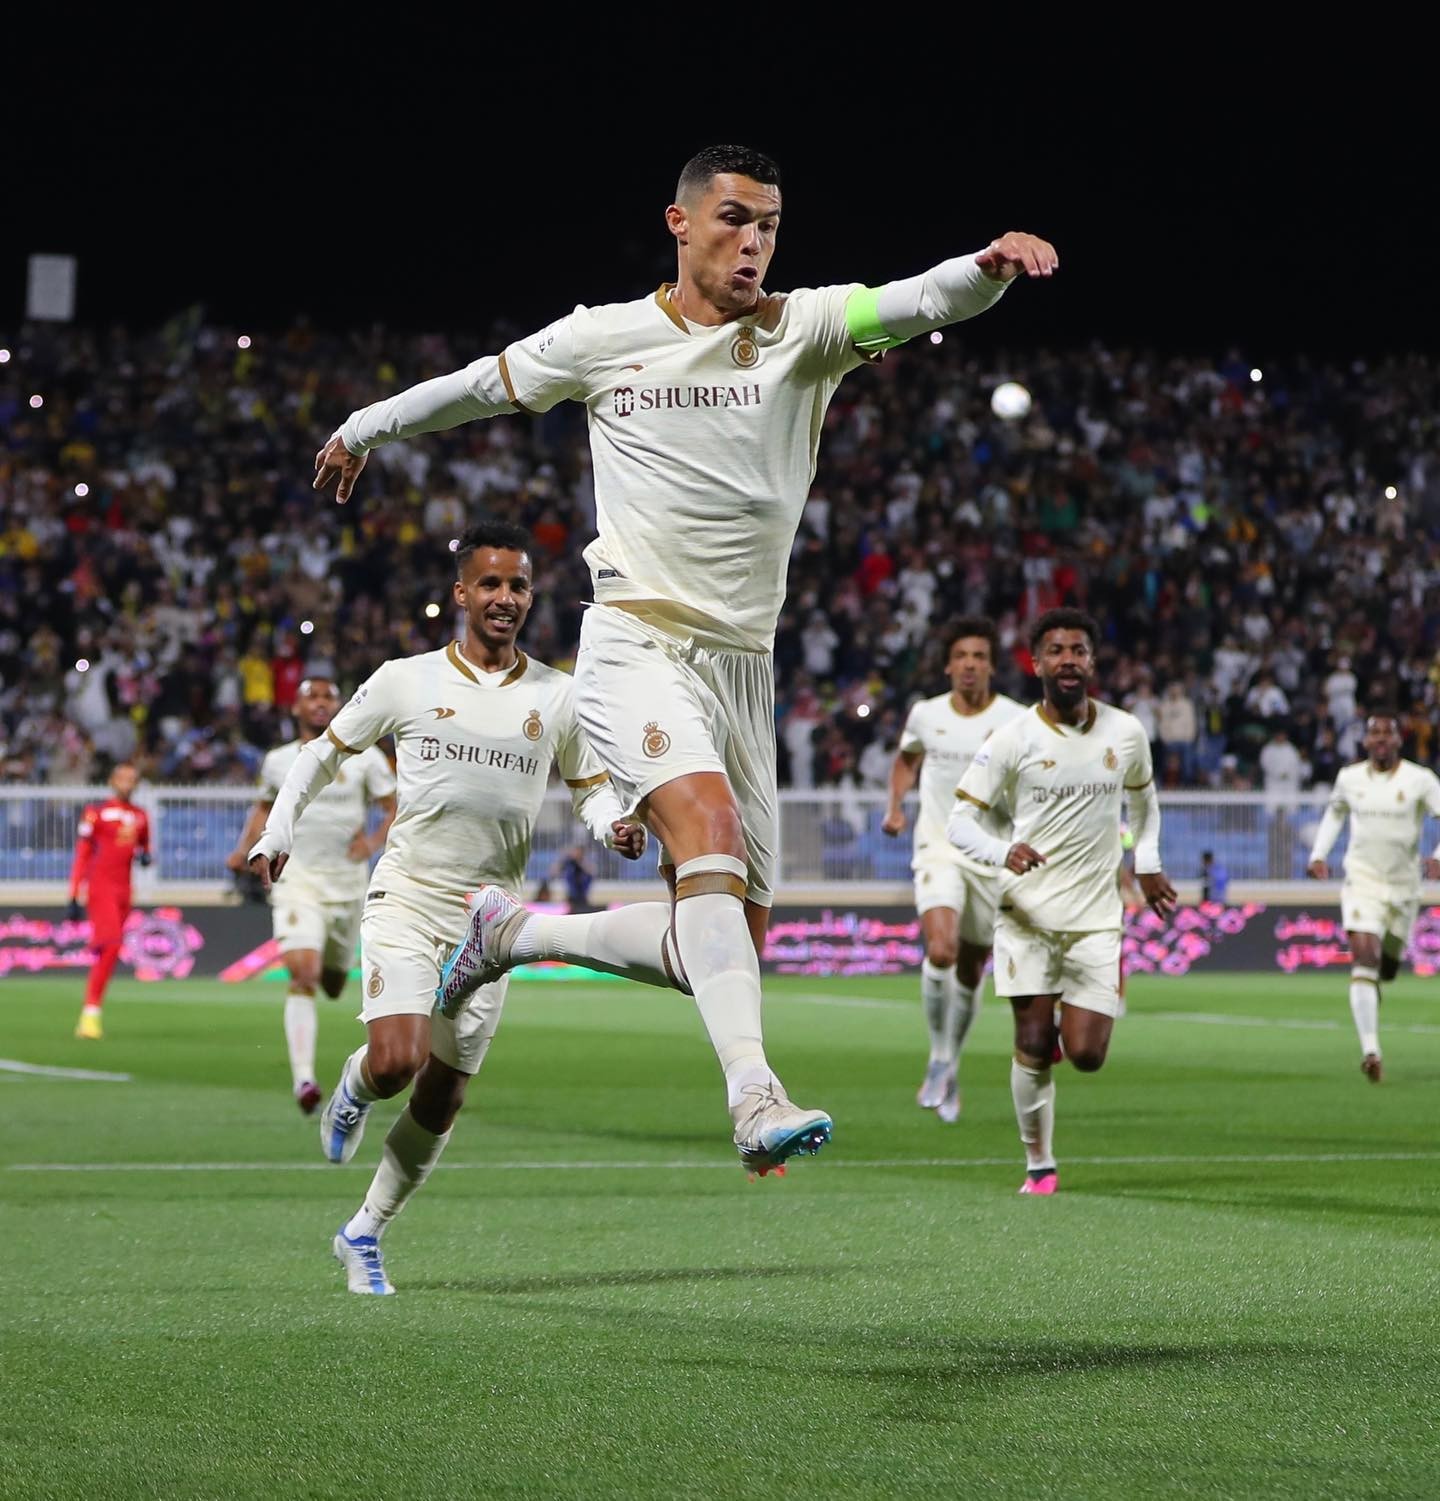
[3,313,1438,792]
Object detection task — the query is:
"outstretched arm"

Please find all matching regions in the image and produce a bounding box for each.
[847,232,1058,354]
[314,357,519,502]
[316,310,585,503]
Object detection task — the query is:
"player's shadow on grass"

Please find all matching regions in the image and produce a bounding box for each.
[662,1337,1294,1410]
[405,1264,839,1296]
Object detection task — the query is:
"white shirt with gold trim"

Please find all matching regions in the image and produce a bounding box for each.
[259,740,395,902]
[951,700,1159,932]
[899,691,1023,871]
[253,642,623,911]
[1309,758,1440,898]
[497,286,870,650]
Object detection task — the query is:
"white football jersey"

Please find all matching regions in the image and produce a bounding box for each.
[899,692,1024,868]
[956,700,1155,932]
[259,741,395,900]
[1319,759,1440,897]
[322,643,613,907]
[499,284,868,650]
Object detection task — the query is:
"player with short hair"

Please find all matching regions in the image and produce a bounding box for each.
[247,523,647,1294]
[228,678,397,1114]
[312,143,1057,1175]
[1306,712,1440,1082]
[882,619,1023,1121]
[948,609,1176,1194]
[68,761,150,1039]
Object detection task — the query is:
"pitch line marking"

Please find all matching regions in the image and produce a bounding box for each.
[9,1150,1440,1175]
[0,1058,132,1083]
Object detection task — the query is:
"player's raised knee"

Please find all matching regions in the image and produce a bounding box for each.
[364,1038,429,1096]
[1068,1044,1108,1073]
[925,939,958,971]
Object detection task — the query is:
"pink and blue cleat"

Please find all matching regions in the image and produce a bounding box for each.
[1018,1170,1058,1195]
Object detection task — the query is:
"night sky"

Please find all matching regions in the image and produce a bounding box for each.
[6,34,1430,356]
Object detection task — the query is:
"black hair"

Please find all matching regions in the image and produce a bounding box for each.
[454,520,534,576]
[676,145,781,204]
[1364,709,1402,728]
[1028,607,1100,656]
[946,616,999,661]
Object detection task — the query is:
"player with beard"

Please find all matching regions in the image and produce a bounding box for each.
[948,609,1176,1193]
[246,523,646,1293]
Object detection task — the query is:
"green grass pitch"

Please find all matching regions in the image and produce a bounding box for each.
[2,971,1437,1499]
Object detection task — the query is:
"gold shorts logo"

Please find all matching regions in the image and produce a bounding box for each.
[523,710,543,742]
[1007,956,1017,979]
[367,970,385,999]
[1103,748,1118,770]
[642,722,671,758]
[731,327,759,368]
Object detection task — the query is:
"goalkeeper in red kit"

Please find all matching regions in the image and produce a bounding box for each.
[68,762,151,1039]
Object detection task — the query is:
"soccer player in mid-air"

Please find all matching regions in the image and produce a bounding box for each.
[948,609,1176,1194]
[67,761,150,1039]
[248,523,647,1294]
[311,143,1058,1175]
[882,619,1023,1121]
[1306,712,1440,1082]
[228,678,396,1113]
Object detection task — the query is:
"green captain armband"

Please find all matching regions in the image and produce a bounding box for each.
[844,286,908,354]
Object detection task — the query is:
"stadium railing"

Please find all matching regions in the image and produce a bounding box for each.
[2,785,1431,900]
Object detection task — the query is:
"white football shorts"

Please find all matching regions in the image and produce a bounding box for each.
[1340,882,1418,950]
[271,874,364,975]
[992,915,1122,1017]
[912,851,1000,945]
[358,889,508,1076]
[574,604,778,906]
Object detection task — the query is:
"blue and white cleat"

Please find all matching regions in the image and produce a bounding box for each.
[732,1083,833,1179]
[332,1228,395,1295]
[436,885,530,1019]
[319,1076,372,1164]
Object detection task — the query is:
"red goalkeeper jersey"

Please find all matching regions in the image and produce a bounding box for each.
[70,798,150,898]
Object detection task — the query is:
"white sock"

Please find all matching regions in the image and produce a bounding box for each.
[344,1107,451,1240]
[1349,968,1381,1057]
[1011,1058,1056,1172]
[511,902,686,990]
[284,991,318,1090]
[672,855,776,1112]
[921,961,957,1065]
[948,979,981,1063]
[341,1045,382,1104]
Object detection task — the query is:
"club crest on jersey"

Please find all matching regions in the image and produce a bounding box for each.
[1104,748,1119,770]
[523,710,543,742]
[731,326,759,368]
[367,970,385,999]
[642,722,671,759]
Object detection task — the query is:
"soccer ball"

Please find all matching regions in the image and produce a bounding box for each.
[990,381,1032,421]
